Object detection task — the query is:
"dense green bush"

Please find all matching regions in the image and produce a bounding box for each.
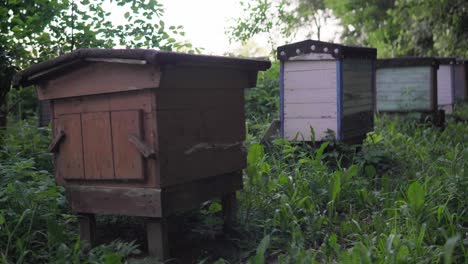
[241,113,467,263]
[0,120,140,263]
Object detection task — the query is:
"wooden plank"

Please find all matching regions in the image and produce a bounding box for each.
[56,114,84,181]
[284,117,337,141]
[376,67,432,111]
[38,62,160,100]
[437,65,453,105]
[162,142,246,187]
[161,171,242,215]
[222,193,237,232]
[111,110,145,180]
[53,90,156,116]
[376,67,431,83]
[343,104,373,115]
[82,112,115,180]
[453,64,466,100]
[284,102,337,118]
[78,214,96,249]
[160,66,250,89]
[146,218,169,260]
[284,71,337,90]
[68,185,162,217]
[155,88,242,110]
[284,60,336,72]
[285,89,337,104]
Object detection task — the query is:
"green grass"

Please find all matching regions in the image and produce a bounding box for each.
[1,80,467,263]
[239,113,467,263]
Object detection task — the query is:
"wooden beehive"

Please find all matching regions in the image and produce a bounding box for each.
[38,100,51,126]
[454,59,468,102]
[376,58,439,113]
[436,58,456,114]
[14,49,271,260]
[277,40,377,143]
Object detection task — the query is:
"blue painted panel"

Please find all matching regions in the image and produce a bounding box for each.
[336,60,342,141]
[280,61,285,136]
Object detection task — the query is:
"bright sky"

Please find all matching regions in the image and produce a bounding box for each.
[108,0,342,56]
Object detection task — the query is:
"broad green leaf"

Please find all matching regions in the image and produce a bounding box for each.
[407,182,425,210]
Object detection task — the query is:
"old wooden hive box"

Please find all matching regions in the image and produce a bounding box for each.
[436,58,456,114]
[277,40,377,143]
[14,49,271,258]
[454,59,468,102]
[376,57,439,113]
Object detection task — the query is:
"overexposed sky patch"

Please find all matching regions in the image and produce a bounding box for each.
[107,0,342,56]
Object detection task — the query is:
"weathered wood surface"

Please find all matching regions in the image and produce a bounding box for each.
[82,112,115,180]
[283,60,337,141]
[53,91,159,187]
[437,65,454,108]
[376,66,432,111]
[67,171,242,218]
[48,129,65,153]
[146,218,169,260]
[37,62,160,100]
[68,185,163,217]
[78,214,96,249]
[222,192,238,232]
[56,114,84,181]
[161,171,242,216]
[111,110,145,180]
[454,64,467,101]
[156,70,247,187]
[341,59,374,141]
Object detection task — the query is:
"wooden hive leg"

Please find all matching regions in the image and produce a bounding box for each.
[222,192,238,232]
[146,217,169,260]
[78,213,96,249]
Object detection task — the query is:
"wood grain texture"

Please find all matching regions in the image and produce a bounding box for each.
[284,103,337,118]
[341,59,374,140]
[453,64,467,101]
[68,185,162,217]
[156,83,246,187]
[283,60,337,141]
[111,111,145,180]
[53,90,156,115]
[376,66,432,111]
[146,218,169,260]
[284,118,337,141]
[437,65,454,106]
[161,171,242,216]
[82,112,115,180]
[284,60,336,71]
[56,114,84,181]
[160,66,250,89]
[38,62,160,100]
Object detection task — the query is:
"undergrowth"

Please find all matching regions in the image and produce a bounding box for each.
[0,64,466,263]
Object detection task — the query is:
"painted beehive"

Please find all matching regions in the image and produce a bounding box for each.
[277,40,377,143]
[454,59,467,102]
[436,58,456,114]
[14,49,271,260]
[376,58,439,113]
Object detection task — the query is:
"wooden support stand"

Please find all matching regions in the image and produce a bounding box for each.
[78,213,96,249]
[221,192,238,232]
[146,217,169,260]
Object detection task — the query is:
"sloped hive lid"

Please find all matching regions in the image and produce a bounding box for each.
[14,49,272,87]
[435,57,456,65]
[377,57,438,68]
[276,40,377,61]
